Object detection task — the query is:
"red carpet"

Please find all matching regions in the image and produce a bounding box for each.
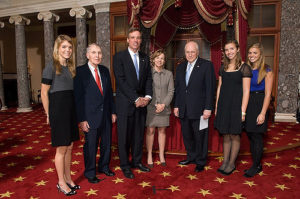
[0,105,299,198]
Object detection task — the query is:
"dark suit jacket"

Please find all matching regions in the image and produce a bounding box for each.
[74,63,115,129]
[113,49,152,116]
[174,57,216,119]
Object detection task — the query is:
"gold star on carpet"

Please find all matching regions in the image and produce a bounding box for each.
[293,138,300,142]
[258,171,266,176]
[197,189,211,196]
[297,133,300,136]
[160,171,171,177]
[263,147,268,150]
[295,157,300,160]
[204,166,212,171]
[74,152,82,156]
[29,196,39,199]
[113,156,119,160]
[0,191,14,198]
[16,153,25,157]
[24,165,35,170]
[282,129,288,132]
[34,156,42,160]
[112,193,126,199]
[186,174,198,180]
[138,181,151,188]
[275,184,289,191]
[44,168,54,173]
[215,156,224,162]
[2,151,10,155]
[155,160,161,165]
[0,173,5,178]
[47,142,51,145]
[134,169,142,174]
[114,166,121,171]
[112,178,124,184]
[70,171,77,176]
[167,185,180,192]
[26,146,33,150]
[7,162,16,167]
[278,133,285,136]
[78,145,84,148]
[263,162,274,167]
[272,137,280,140]
[11,145,18,148]
[38,135,45,138]
[275,154,281,159]
[26,134,33,137]
[229,192,245,199]
[72,160,80,165]
[111,145,117,152]
[288,143,293,146]
[240,160,248,164]
[32,140,40,143]
[267,142,275,145]
[85,188,98,196]
[14,176,26,182]
[282,173,294,179]
[177,164,187,168]
[288,164,299,169]
[214,177,227,184]
[35,180,48,186]
[96,154,100,158]
[243,180,257,187]
[265,197,276,199]
[41,148,48,152]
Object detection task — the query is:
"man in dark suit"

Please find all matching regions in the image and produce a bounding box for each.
[174,41,216,172]
[113,27,152,179]
[74,43,116,183]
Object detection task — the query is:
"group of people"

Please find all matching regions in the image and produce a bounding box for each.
[41,27,273,196]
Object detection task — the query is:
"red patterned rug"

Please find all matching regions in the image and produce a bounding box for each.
[0,106,299,199]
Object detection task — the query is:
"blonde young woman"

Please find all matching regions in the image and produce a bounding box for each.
[214,40,252,175]
[145,50,174,167]
[244,43,273,177]
[41,35,79,196]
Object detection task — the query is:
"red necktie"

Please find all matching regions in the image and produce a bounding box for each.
[94,67,103,95]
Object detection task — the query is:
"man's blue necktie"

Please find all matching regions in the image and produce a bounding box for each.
[133,53,139,80]
[185,63,192,85]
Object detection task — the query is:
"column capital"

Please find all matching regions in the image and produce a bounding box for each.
[94,3,110,13]
[69,7,92,19]
[0,22,4,28]
[9,15,30,25]
[37,11,60,22]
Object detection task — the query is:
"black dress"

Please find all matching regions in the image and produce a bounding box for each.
[214,63,252,135]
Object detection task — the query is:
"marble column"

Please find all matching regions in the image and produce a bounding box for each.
[9,15,32,112]
[0,22,7,110]
[70,7,92,66]
[94,3,110,68]
[37,11,60,68]
[275,0,300,122]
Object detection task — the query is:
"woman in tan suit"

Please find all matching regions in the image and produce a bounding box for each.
[146,50,174,167]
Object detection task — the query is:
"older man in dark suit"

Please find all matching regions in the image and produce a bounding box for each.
[174,41,216,172]
[74,43,116,183]
[113,27,152,179]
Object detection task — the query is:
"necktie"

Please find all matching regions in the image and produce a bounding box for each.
[94,67,103,95]
[133,53,139,80]
[185,63,192,85]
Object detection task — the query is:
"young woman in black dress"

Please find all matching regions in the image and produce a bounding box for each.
[214,40,252,175]
[244,43,273,177]
[41,35,79,195]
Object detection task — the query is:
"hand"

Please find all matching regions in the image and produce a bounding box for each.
[141,97,150,107]
[135,98,143,107]
[256,113,265,125]
[203,110,211,120]
[80,121,90,132]
[155,104,165,113]
[112,114,117,123]
[174,108,179,117]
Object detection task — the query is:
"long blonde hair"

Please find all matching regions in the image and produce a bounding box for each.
[247,43,267,84]
[222,40,242,71]
[53,35,76,77]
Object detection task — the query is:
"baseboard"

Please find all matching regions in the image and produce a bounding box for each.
[274,112,297,122]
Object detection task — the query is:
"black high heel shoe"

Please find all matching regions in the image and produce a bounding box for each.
[222,166,236,176]
[57,184,77,196]
[66,183,80,190]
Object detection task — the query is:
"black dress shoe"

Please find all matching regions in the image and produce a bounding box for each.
[195,165,204,173]
[99,170,115,176]
[244,165,262,178]
[178,159,195,165]
[122,169,134,179]
[86,176,101,184]
[133,163,150,172]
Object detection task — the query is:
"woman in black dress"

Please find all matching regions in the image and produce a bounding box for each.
[244,43,273,177]
[214,40,252,175]
[41,35,79,196]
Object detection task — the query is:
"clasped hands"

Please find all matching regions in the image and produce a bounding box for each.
[135,97,150,108]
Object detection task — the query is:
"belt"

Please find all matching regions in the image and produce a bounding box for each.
[250,90,264,94]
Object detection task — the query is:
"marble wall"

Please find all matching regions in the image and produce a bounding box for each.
[276,0,300,118]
